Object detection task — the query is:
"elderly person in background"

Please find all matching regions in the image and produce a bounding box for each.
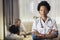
[32,1,58,40]
[5,19,26,40]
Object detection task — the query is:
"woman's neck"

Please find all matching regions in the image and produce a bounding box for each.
[41,16,47,22]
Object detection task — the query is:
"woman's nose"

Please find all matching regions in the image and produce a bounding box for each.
[42,11,45,14]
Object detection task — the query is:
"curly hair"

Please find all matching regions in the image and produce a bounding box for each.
[37,1,51,11]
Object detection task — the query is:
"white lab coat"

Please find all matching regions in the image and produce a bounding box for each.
[32,17,58,40]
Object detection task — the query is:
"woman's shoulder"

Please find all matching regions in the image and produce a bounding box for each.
[34,17,40,23]
[49,17,56,24]
[36,17,41,21]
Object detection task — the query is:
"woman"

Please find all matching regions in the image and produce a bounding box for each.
[32,1,58,40]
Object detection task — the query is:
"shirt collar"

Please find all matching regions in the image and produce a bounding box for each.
[40,16,51,23]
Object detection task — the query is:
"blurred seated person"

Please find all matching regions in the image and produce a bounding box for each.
[9,19,26,35]
[5,19,26,40]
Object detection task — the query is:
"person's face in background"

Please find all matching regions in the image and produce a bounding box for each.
[15,20,21,26]
[39,6,48,17]
[17,21,21,26]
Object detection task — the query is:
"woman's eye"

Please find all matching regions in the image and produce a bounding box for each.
[40,10,43,11]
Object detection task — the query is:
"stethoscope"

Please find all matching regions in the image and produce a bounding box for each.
[40,17,53,35]
[40,17,52,28]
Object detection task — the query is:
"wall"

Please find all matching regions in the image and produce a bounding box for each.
[0,0,3,39]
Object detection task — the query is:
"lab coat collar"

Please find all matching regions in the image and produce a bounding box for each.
[40,16,51,23]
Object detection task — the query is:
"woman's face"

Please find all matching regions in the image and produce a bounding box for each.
[39,6,48,17]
